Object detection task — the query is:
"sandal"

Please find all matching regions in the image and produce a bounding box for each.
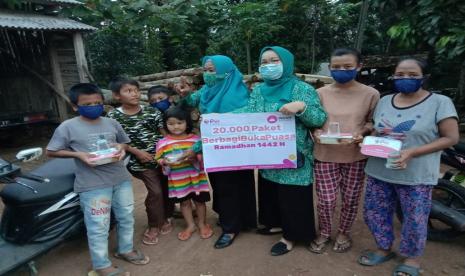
[200,224,213,239]
[358,250,396,266]
[114,249,150,265]
[177,228,197,241]
[308,237,331,254]
[392,264,420,276]
[332,238,352,253]
[90,266,130,276]
[160,219,173,235]
[142,228,159,245]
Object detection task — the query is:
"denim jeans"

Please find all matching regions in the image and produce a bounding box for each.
[79,180,135,269]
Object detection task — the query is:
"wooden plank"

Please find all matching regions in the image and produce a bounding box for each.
[134,67,203,82]
[49,44,69,121]
[72,33,90,82]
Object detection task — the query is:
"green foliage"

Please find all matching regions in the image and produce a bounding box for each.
[59,0,463,100]
[373,0,465,107]
[373,0,465,61]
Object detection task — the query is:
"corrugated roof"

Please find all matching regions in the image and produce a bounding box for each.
[0,11,97,31]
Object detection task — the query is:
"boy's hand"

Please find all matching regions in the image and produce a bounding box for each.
[113,144,126,161]
[134,149,153,163]
[76,152,98,167]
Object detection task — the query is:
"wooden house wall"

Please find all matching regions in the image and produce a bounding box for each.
[0,30,82,122]
[0,29,57,119]
[51,34,80,93]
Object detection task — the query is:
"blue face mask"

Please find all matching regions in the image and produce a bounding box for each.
[259,63,283,80]
[394,78,423,94]
[77,104,104,119]
[330,69,358,84]
[151,99,171,112]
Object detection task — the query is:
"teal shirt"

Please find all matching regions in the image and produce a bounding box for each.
[183,90,202,110]
[235,81,327,186]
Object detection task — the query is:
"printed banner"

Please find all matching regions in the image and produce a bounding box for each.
[200,112,297,172]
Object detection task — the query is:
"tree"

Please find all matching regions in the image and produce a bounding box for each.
[66,0,218,84]
[207,0,285,74]
[373,0,465,113]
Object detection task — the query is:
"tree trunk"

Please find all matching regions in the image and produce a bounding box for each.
[354,0,369,52]
[311,24,317,73]
[245,41,252,74]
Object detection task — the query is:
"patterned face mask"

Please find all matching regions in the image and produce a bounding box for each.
[203,72,227,87]
[259,63,284,80]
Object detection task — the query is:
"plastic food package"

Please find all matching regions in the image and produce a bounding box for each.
[88,148,119,165]
[319,133,353,145]
[361,136,402,158]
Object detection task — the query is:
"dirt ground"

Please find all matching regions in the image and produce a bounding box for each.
[1,139,465,276]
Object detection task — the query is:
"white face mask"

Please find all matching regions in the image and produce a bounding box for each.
[259,63,284,80]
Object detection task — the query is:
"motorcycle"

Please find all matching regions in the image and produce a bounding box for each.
[0,148,84,275]
[397,141,465,241]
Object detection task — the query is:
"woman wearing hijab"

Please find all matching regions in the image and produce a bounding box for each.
[236,46,327,256]
[176,55,257,249]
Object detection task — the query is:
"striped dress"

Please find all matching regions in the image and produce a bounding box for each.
[155,134,209,199]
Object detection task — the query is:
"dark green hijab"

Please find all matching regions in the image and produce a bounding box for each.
[259,46,300,106]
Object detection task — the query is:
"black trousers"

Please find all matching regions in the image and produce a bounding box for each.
[258,176,316,244]
[208,170,257,234]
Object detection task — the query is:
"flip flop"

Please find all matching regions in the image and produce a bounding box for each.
[308,237,331,254]
[160,220,173,235]
[332,238,352,253]
[200,224,213,239]
[177,228,197,241]
[358,250,396,266]
[392,264,420,276]
[142,228,159,245]
[114,249,150,265]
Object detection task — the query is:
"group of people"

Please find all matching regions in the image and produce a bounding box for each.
[45,45,459,276]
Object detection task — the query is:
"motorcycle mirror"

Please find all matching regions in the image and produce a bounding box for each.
[16,147,43,162]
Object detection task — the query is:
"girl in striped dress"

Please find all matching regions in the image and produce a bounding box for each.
[155,107,213,241]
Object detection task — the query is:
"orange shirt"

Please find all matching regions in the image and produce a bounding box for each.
[313,83,380,163]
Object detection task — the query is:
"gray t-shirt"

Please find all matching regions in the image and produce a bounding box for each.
[365,93,458,185]
[47,117,132,192]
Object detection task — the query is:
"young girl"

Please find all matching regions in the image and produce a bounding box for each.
[155,106,213,241]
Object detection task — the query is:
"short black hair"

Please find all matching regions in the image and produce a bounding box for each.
[331,47,362,64]
[69,83,103,105]
[147,85,174,100]
[396,57,428,75]
[163,106,193,135]
[109,76,139,94]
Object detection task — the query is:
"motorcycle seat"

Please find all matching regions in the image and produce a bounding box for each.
[0,158,75,205]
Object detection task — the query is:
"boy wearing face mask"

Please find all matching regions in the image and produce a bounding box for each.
[147,85,176,112]
[310,48,380,254]
[108,77,174,246]
[46,83,149,275]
